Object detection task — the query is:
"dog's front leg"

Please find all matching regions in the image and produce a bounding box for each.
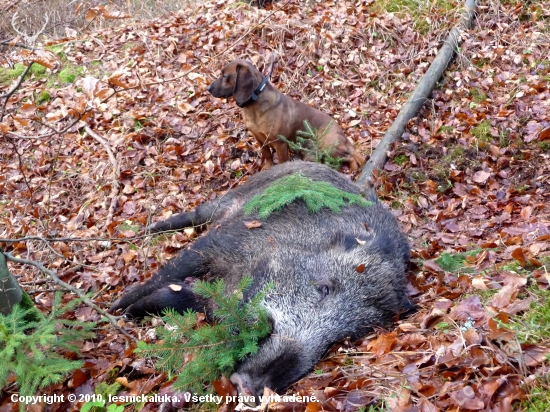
[273,140,289,165]
[260,144,274,170]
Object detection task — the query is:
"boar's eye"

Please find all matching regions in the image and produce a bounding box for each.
[317,284,330,300]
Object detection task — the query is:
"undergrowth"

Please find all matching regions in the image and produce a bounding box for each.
[0,294,95,411]
[278,120,343,169]
[508,286,550,344]
[435,249,483,273]
[136,276,272,394]
[371,0,457,35]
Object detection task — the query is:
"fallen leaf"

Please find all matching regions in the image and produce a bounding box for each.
[244,220,262,229]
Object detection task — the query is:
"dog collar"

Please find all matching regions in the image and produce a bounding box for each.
[237,76,268,108]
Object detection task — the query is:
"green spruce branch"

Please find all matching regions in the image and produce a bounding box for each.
[244,172,371,219]
[278,120,342,169]
[136,276,272,394]
[0,293,96,410]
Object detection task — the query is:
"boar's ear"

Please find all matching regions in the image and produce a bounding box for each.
[331,232,374,251]
[368,233,396,260]
[233,63,256,106]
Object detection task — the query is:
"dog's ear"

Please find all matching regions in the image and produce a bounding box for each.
[233,63,256,106]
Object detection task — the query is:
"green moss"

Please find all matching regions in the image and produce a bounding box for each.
[473,58,491,68]
[437,180,452,193]
[0,63,26,84]
[410,171,427,183]
[507,286,550,344]
[95,381,122,397]
[121,41,143,51]
[35,90,51,105]
[435,249,483,273]
[58,67,83,84]
[30,64,47,77]
[394,154,408,166]
[244,173,371,219]
[46,45,67,62]
[473,288,499,304]
[471,120,492,148]
[133,120,144,131]
[432,145,465,181]
[1,57,83,88]
[469,88,487,103]
[435,322,451,332]
[438,125,454,134]
[523,385,550,412]
[499,129,510,147]
[391,200,402,209]
[118,221,140,234]
[446,146,464,161]
[539,141,550,152]
[371,0,456,35]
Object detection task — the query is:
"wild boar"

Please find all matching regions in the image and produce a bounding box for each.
[110,161,411,398]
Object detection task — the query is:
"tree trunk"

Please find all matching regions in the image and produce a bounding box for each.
[356,0,478,194]
[0,249,23,315]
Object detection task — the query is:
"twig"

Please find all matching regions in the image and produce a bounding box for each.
[0,62,33,120]
[373,22,407,48]
[2,250,134,340]
[266,51,275,79]
[0,39,36,50]
[84,126,120,228]
[210,0,291,60]
[0,0,22,14]
[0,231,176,243]
[356,0,478,193]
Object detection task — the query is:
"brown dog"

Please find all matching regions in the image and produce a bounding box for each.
[206,59,365,170]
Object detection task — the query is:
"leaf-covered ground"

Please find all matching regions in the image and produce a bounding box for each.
[1,0,549,411]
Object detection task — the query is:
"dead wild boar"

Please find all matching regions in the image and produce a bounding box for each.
[110,161,411,398]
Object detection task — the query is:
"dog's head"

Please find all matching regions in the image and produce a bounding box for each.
[206,60,265,106]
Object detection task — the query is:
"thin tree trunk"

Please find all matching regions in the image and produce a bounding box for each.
[356,0,478,193]
[0,249,23,315]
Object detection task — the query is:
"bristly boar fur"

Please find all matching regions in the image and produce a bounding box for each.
[110,161,411,399]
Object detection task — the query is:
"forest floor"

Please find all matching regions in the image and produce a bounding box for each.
[1,0,549,411]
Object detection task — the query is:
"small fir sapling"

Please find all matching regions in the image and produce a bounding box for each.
[135,276,272,394]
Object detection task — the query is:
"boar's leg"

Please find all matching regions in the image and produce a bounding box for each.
[113,283,209,319]
[147,194,237,233]
[146,211,197,233]
[110,237,212,317]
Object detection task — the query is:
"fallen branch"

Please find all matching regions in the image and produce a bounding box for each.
[84,126,120,228]
[356,0,478,193]
[1,250,134,340]
[0,39,36,50]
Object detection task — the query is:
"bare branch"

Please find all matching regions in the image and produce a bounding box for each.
[5,114,83,139]
[0,62,33,120]
[1,250,135,340]
[84,126,121,228]
[0,39,36,50]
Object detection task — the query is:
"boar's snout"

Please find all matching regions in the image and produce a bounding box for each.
[230,327,320,401]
